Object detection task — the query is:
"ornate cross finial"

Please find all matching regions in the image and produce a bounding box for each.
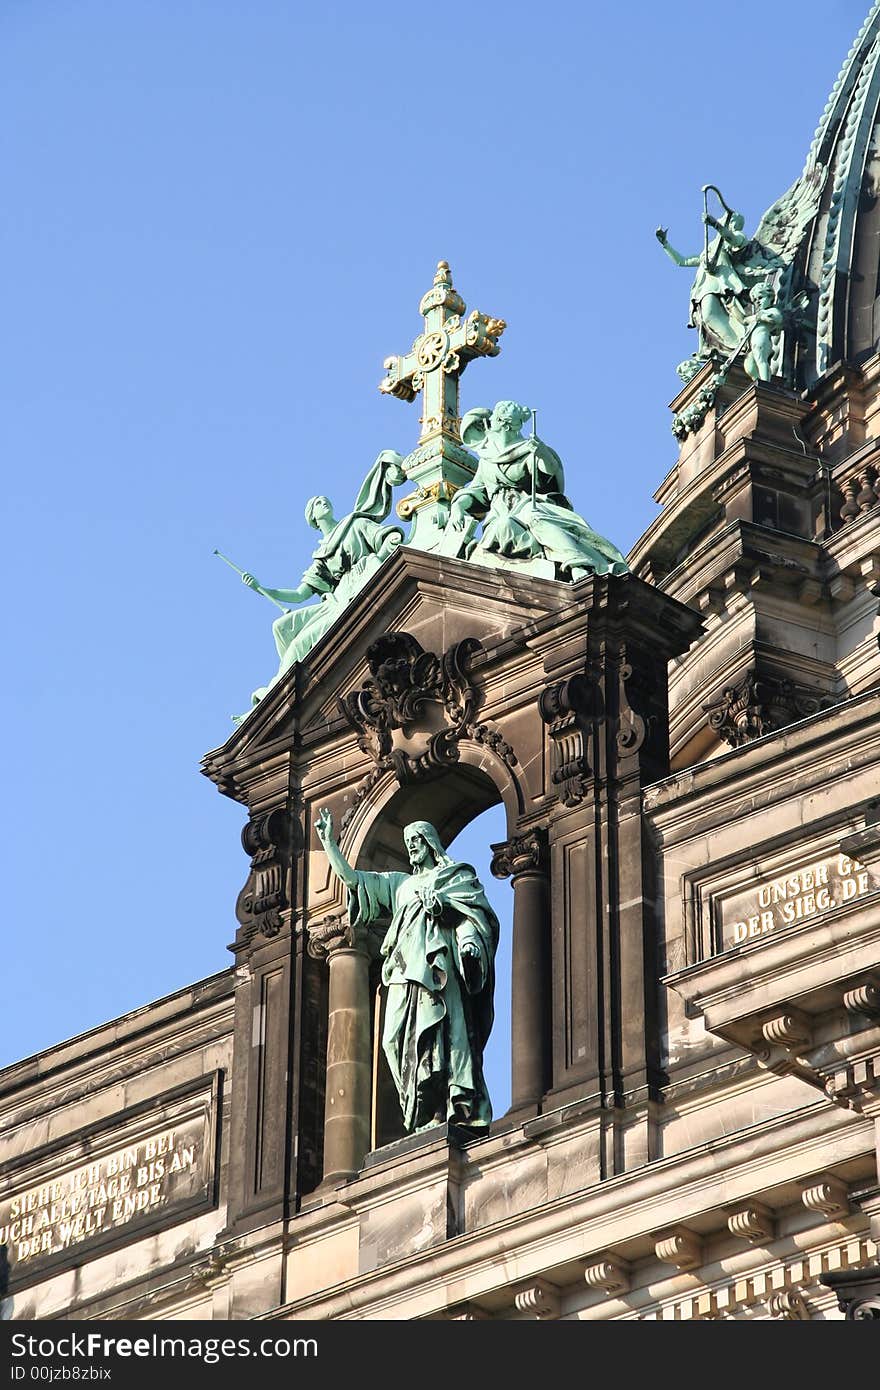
[379,262,505,548]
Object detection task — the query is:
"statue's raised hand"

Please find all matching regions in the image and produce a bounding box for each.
[315,807,334,847]
[241,572,260,590]
[655,226,668,244]
[461,940,480,959]
[418,885,441,917]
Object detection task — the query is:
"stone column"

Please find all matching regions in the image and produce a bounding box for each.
[491,830,551,1115]
[307,915,372,1185]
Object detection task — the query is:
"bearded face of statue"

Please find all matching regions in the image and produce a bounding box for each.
[404,830,432,869]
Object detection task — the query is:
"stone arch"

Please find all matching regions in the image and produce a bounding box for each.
[342,740,523,874]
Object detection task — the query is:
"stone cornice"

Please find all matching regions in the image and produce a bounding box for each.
[264,1098,872,1321]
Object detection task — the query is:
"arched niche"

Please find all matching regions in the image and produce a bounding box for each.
[338,759,511,1151]
[342,741,522,874]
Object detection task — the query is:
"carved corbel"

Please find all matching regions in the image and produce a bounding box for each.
[583,1255,631,1296]
[768,1290,810,1320]
[616,656,648,755]
[513,1281,560,1319]
[234,806,300,949]
[842,982,880,1018]
[653,1226,702,1271]
[539,672,596,806]
[726,1202,775,1245]
[800,1175,849,1220]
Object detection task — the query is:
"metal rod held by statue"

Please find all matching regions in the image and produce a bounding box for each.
[530,408,537,507]
[212,549,289,612]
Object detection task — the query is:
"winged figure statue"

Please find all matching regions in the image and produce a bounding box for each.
[657,166,827,375]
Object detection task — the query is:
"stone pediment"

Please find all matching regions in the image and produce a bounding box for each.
[202,547,576,796]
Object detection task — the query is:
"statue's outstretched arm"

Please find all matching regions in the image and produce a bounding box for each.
[242,570,330,604]
[656,229,699,268]
[315,808,358,888]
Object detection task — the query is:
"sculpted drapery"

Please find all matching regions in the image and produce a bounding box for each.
[317,813,499,1134]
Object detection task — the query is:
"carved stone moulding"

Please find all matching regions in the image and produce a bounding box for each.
[512,1280,560,1320]
[703,669,823,749]
[490,828,549,881]
[234,805,300,948]
[337,631,519,831]
[583,1254,631,1296]
[652,1226,702,1271]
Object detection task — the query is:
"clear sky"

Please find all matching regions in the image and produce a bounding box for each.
[2,1,871,1113]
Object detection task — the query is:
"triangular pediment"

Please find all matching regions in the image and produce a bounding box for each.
[201,547,572,796]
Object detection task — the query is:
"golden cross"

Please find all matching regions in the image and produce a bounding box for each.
[380,261,505,443]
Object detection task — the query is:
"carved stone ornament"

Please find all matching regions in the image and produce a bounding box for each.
[726,1202,775,1245]
[583,1255,631,1296]
[539,673,596,807]
[513,1281,560,1320]
[306,913,365,961]
[704,670,821,748]
[822,1268,880,1319]
[653,1226,702,1270]
[768,1290,810,1321]
[235,807,300,948]
[340,633,514,829]
[490,829,549,880]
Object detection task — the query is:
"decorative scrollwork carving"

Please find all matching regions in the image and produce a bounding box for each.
[490,829,549,880]
[306,913,365,961]
[340,632,481,773]
[539,673,596,806]
[235,806,299,947]
[617,658,645,756]
[703,669,822,748]
[337,633,521,831]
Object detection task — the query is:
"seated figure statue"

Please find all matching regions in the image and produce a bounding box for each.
[438,401,628,579]
[242,450,406,708]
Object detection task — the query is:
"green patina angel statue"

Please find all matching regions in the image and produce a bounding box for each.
[316,810,499,1135]
[656,173,826,373]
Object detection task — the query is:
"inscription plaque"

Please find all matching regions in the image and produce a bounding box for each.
[718,851,878,950]
[0,1073,219,1292]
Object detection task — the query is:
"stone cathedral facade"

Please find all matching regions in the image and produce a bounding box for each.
[4,8,880,1325]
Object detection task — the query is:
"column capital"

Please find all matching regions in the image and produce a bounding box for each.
[306,913,368,961]
[491,828,549,881]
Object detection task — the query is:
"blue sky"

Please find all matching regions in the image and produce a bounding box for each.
[2,1,870,1112]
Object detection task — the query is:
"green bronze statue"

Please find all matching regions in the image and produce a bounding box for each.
[239,450,406,708]
[741,280,785,383]
[315,810,499,1135]
[657,174,826,382]
[438,400,628,579]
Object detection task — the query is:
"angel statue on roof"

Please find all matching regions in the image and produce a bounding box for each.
[656,170,826,381]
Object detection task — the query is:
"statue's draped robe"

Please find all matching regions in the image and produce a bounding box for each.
[254,454,403,700]
[348,858,499,1132]
[457,437,628,576]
